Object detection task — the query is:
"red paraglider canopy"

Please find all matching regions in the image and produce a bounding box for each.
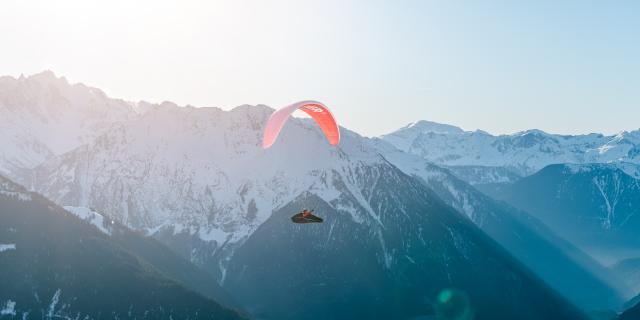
[262,100,340,149]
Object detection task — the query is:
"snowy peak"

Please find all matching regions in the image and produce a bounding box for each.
[0,71,241,180]
[0,71,139,176]
[381,120,466,152]
[26,70,71,88]
[403,120,465,134]
[0,70,115,115]
[511,129,552,140]
[382,120,640,181]
[230,103,273,114]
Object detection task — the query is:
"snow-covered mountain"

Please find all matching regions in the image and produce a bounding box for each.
[18,97,626,309]
[382,120,640,184]
[0,71,622,317]
[0,71,136,177]
[29,103,390,259]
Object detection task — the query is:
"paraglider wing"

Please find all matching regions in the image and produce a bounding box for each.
[263,100,340,149]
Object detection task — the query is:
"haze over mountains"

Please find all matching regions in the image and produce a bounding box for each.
[1,71,639,319]
[481,164,640,255]
[372,143,630,308]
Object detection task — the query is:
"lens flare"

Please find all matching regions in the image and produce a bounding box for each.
[434,288,474,320]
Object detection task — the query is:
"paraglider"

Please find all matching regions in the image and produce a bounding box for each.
[262,101,340,224]
[291,209,323,224]
[262,100,340,149]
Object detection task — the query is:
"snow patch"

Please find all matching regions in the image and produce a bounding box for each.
[592,175,622,229]
[47,289,61,319]
[376,229,392,269]
[0,243,16,252]
[63,206,111,235]
[0,190,32,201]
[0,181,32,201]
[0,300,16,316]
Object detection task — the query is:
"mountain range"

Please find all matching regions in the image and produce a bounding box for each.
[382,120,640,184]
[1,71,638,319]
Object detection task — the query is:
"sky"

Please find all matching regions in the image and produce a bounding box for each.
[1,0,639,137]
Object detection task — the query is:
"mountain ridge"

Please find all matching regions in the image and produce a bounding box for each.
[0,174,246,319]
[382,119,640,184]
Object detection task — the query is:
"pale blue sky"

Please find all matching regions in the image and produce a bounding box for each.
[1,0,638,136]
